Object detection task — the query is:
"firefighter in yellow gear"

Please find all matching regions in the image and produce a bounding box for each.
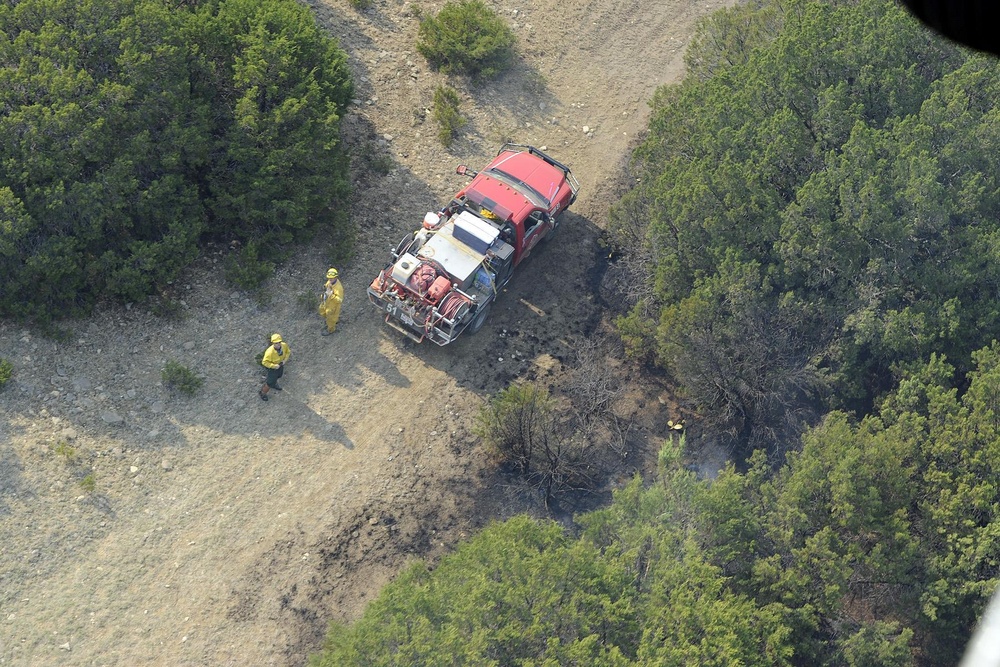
[259,333,291,401]
[319,268,344,335]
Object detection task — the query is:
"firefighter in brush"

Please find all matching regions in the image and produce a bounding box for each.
[319,268,344,336]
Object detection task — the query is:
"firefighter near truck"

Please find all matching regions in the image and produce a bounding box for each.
[367,144,580,345]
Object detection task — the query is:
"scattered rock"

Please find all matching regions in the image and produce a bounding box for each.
[61,428,78,441]
[130,466,139,474]
[183,341,195,350]
[100,411,124,425]
[161,459,173,471]
[150,401,165,414]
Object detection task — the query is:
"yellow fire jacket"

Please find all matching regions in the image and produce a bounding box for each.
[261,342,291,370]
[324,279,344,306]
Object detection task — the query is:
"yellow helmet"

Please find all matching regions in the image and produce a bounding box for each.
[326,268,339,280]
[270,333,283,343]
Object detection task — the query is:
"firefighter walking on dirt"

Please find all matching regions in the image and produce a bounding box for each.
[259,333,291,402]
[319,268,344,336]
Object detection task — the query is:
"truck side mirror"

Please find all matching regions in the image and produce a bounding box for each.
[456,165,468,175]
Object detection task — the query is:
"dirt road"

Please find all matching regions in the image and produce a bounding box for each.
[0,0,731,664]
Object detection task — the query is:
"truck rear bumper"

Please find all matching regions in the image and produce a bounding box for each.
[367,287,461,346]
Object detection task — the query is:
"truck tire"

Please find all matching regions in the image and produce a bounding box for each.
[466,303,492,335]
[394,231,415,259]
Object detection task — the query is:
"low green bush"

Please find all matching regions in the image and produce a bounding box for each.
[54,440,76,462]
[416,0,516,79]
[79,474,97,493]
[297,290,320,313]
[432,85,468,147]
[149,296,187,322]
[0,358,12,390]
[224,243,276,291]
[162,360,204,396]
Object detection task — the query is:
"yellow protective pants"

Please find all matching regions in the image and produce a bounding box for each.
[319,298,341,332]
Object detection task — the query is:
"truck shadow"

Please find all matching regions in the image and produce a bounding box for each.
[388,208,608,397]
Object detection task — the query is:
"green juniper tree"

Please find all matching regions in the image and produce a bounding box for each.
[0,0,353,319]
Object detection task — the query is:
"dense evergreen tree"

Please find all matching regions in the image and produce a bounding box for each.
[610,0,1000,450]
[313,347,1000,664]
[0,0,352,319]
[311,516,638,666]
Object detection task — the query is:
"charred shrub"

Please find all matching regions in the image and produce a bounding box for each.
[475,382,598,505]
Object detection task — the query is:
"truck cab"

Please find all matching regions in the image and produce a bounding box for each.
[455,144,577,265]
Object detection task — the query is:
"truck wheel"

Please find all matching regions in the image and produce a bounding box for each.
[496,261,514,288]
[394,231,415,258]
[466,303,492,335]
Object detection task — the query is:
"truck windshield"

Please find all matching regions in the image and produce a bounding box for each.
[484,168,550,207]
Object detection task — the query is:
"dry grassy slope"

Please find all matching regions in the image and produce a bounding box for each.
[0,0,732,665]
